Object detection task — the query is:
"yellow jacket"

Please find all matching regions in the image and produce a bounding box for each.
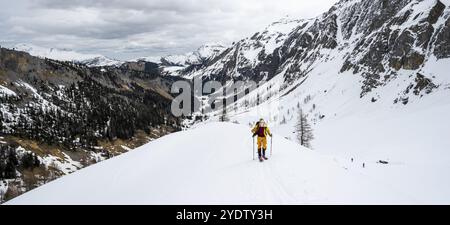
[252,124,272,137]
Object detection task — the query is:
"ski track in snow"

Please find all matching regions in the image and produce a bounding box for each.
[6,123,417,205]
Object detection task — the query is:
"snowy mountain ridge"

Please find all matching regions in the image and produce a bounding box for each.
[160,43,228,67]
[176,0,450,129]
[171,0,450,101]
[164,17,305,80]
[12,42,228,71]
[13,43,124,67]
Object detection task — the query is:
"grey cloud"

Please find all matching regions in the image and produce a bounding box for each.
[33,0,238,14]
[1,0,338,60]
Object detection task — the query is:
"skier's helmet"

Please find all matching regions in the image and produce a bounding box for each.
[259,118,266,127]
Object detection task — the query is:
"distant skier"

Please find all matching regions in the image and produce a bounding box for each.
[252,118,272,162]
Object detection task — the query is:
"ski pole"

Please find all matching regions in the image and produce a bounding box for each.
[252,136,255,160]
[271,136,273,157]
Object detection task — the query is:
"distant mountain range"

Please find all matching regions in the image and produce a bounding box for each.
[12,43,228,70]
[13,43,124,67]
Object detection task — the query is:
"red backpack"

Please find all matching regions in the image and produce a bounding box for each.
[257,126,265,137]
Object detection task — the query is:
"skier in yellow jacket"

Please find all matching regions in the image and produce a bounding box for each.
[252,118,272,161]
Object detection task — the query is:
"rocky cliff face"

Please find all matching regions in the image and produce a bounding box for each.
[174,17,304,82]
[171,0,450,101]
[337,0,449,95]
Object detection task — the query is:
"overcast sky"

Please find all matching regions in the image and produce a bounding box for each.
[0,0,338,60]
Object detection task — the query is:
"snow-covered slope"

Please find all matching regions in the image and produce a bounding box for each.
[5,122,420,205]
[224,66,450,203]
[13,43,123,67]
